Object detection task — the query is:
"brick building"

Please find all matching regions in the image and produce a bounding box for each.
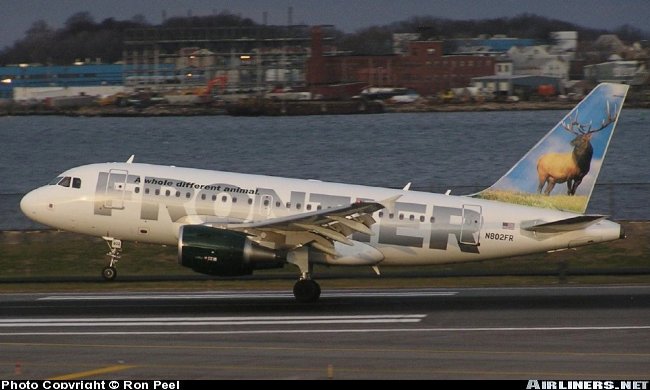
[307,27,495,98]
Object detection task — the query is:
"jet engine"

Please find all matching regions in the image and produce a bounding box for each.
[178,225,283,276]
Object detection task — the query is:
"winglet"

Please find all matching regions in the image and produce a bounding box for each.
[473,83,628,214]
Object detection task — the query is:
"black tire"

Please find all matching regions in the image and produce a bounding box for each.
[102,266,117,281]
[293,279,321,303]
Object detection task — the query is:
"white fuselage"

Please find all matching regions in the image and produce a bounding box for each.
[21,162,622,266]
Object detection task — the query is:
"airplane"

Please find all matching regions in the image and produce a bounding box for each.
[20,83,629,302]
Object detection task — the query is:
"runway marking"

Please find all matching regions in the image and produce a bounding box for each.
[1,325,649,336]
[42,363,650,380]
[37,291,458,300]
[0,314,427,328]
[48,364,136,380]
[4,358,646,380]
[3,341,649,358]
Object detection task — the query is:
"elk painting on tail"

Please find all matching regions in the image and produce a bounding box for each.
[536,102,617,196]
[473,83,628,214]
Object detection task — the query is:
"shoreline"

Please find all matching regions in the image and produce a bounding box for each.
[2,100,648,117]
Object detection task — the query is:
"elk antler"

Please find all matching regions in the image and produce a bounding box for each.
[561,110,584,135]
[561,101,617,135]
[583,101,617,134]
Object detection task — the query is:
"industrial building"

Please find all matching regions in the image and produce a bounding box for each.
[122,25,328,93]
[0,64,127,99]
[307,27,495,98]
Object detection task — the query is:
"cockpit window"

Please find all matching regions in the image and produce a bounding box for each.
[49,176,81,189]
[58,176,72,187]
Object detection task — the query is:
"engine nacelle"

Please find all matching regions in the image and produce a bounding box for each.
[178,225,283,276]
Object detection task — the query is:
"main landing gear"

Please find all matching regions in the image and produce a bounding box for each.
[288,247,321,303]
[293,277,321,303]
[101,237,122,281]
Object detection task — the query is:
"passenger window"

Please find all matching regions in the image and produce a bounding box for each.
[135,187,140,194]
[185,192,191,199]
[222,196,227,202]
[212,195,217,201]
[248,199,253,205]
[201,194,206,200]
[306,204,312,211]
[155,189,160,195]
[165,190,170,196]
[58,176,71,187]
[176,191,181,197]
[144,188,150,194]
[72,178,81,189]
[232,197,237,203]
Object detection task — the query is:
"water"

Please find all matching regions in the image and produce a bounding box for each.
[1,109,649,229]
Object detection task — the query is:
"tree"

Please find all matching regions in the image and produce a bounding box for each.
[64,12,96,34]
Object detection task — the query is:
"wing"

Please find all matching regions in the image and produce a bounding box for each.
[215,196,400,257]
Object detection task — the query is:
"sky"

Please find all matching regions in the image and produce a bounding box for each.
[1,0,649,49]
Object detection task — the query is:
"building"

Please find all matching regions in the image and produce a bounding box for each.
[123,25,322,92]
[450,35,538,55]
[307,28,495,98]
[507,45,570,80]
[0,64,128,100]
[472,55,563,98]
[584,59,646,84]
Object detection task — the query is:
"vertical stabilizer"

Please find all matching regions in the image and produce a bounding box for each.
[474,83,628,214]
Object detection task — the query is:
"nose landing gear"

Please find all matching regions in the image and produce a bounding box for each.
[102,237,122,281]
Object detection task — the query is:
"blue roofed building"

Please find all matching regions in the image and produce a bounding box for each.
[449,35,539,55]
[0,63,174,100]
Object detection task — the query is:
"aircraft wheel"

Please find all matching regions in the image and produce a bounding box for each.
[101,266,117,281]
[293,279,321,303]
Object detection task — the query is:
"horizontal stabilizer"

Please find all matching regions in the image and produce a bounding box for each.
[522,215,607,233]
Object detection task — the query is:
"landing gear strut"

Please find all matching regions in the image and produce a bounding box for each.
[287,247,321,303]
[102,237,122,281]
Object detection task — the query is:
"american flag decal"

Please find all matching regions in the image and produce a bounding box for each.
[502,222,515,230]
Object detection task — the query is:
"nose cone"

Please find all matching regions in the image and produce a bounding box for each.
[20,188,45,223]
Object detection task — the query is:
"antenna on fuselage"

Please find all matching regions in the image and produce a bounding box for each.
[126,155,135,164]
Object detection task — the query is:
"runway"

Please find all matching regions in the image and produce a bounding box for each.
[1,286,649,379]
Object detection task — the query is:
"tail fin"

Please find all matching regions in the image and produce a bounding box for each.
[474,83,629,214]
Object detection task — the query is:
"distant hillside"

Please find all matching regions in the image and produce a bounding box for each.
[339,14,650,55]
[1,11,647,65]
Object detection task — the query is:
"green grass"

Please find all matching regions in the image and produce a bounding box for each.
[1,223,649,292]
